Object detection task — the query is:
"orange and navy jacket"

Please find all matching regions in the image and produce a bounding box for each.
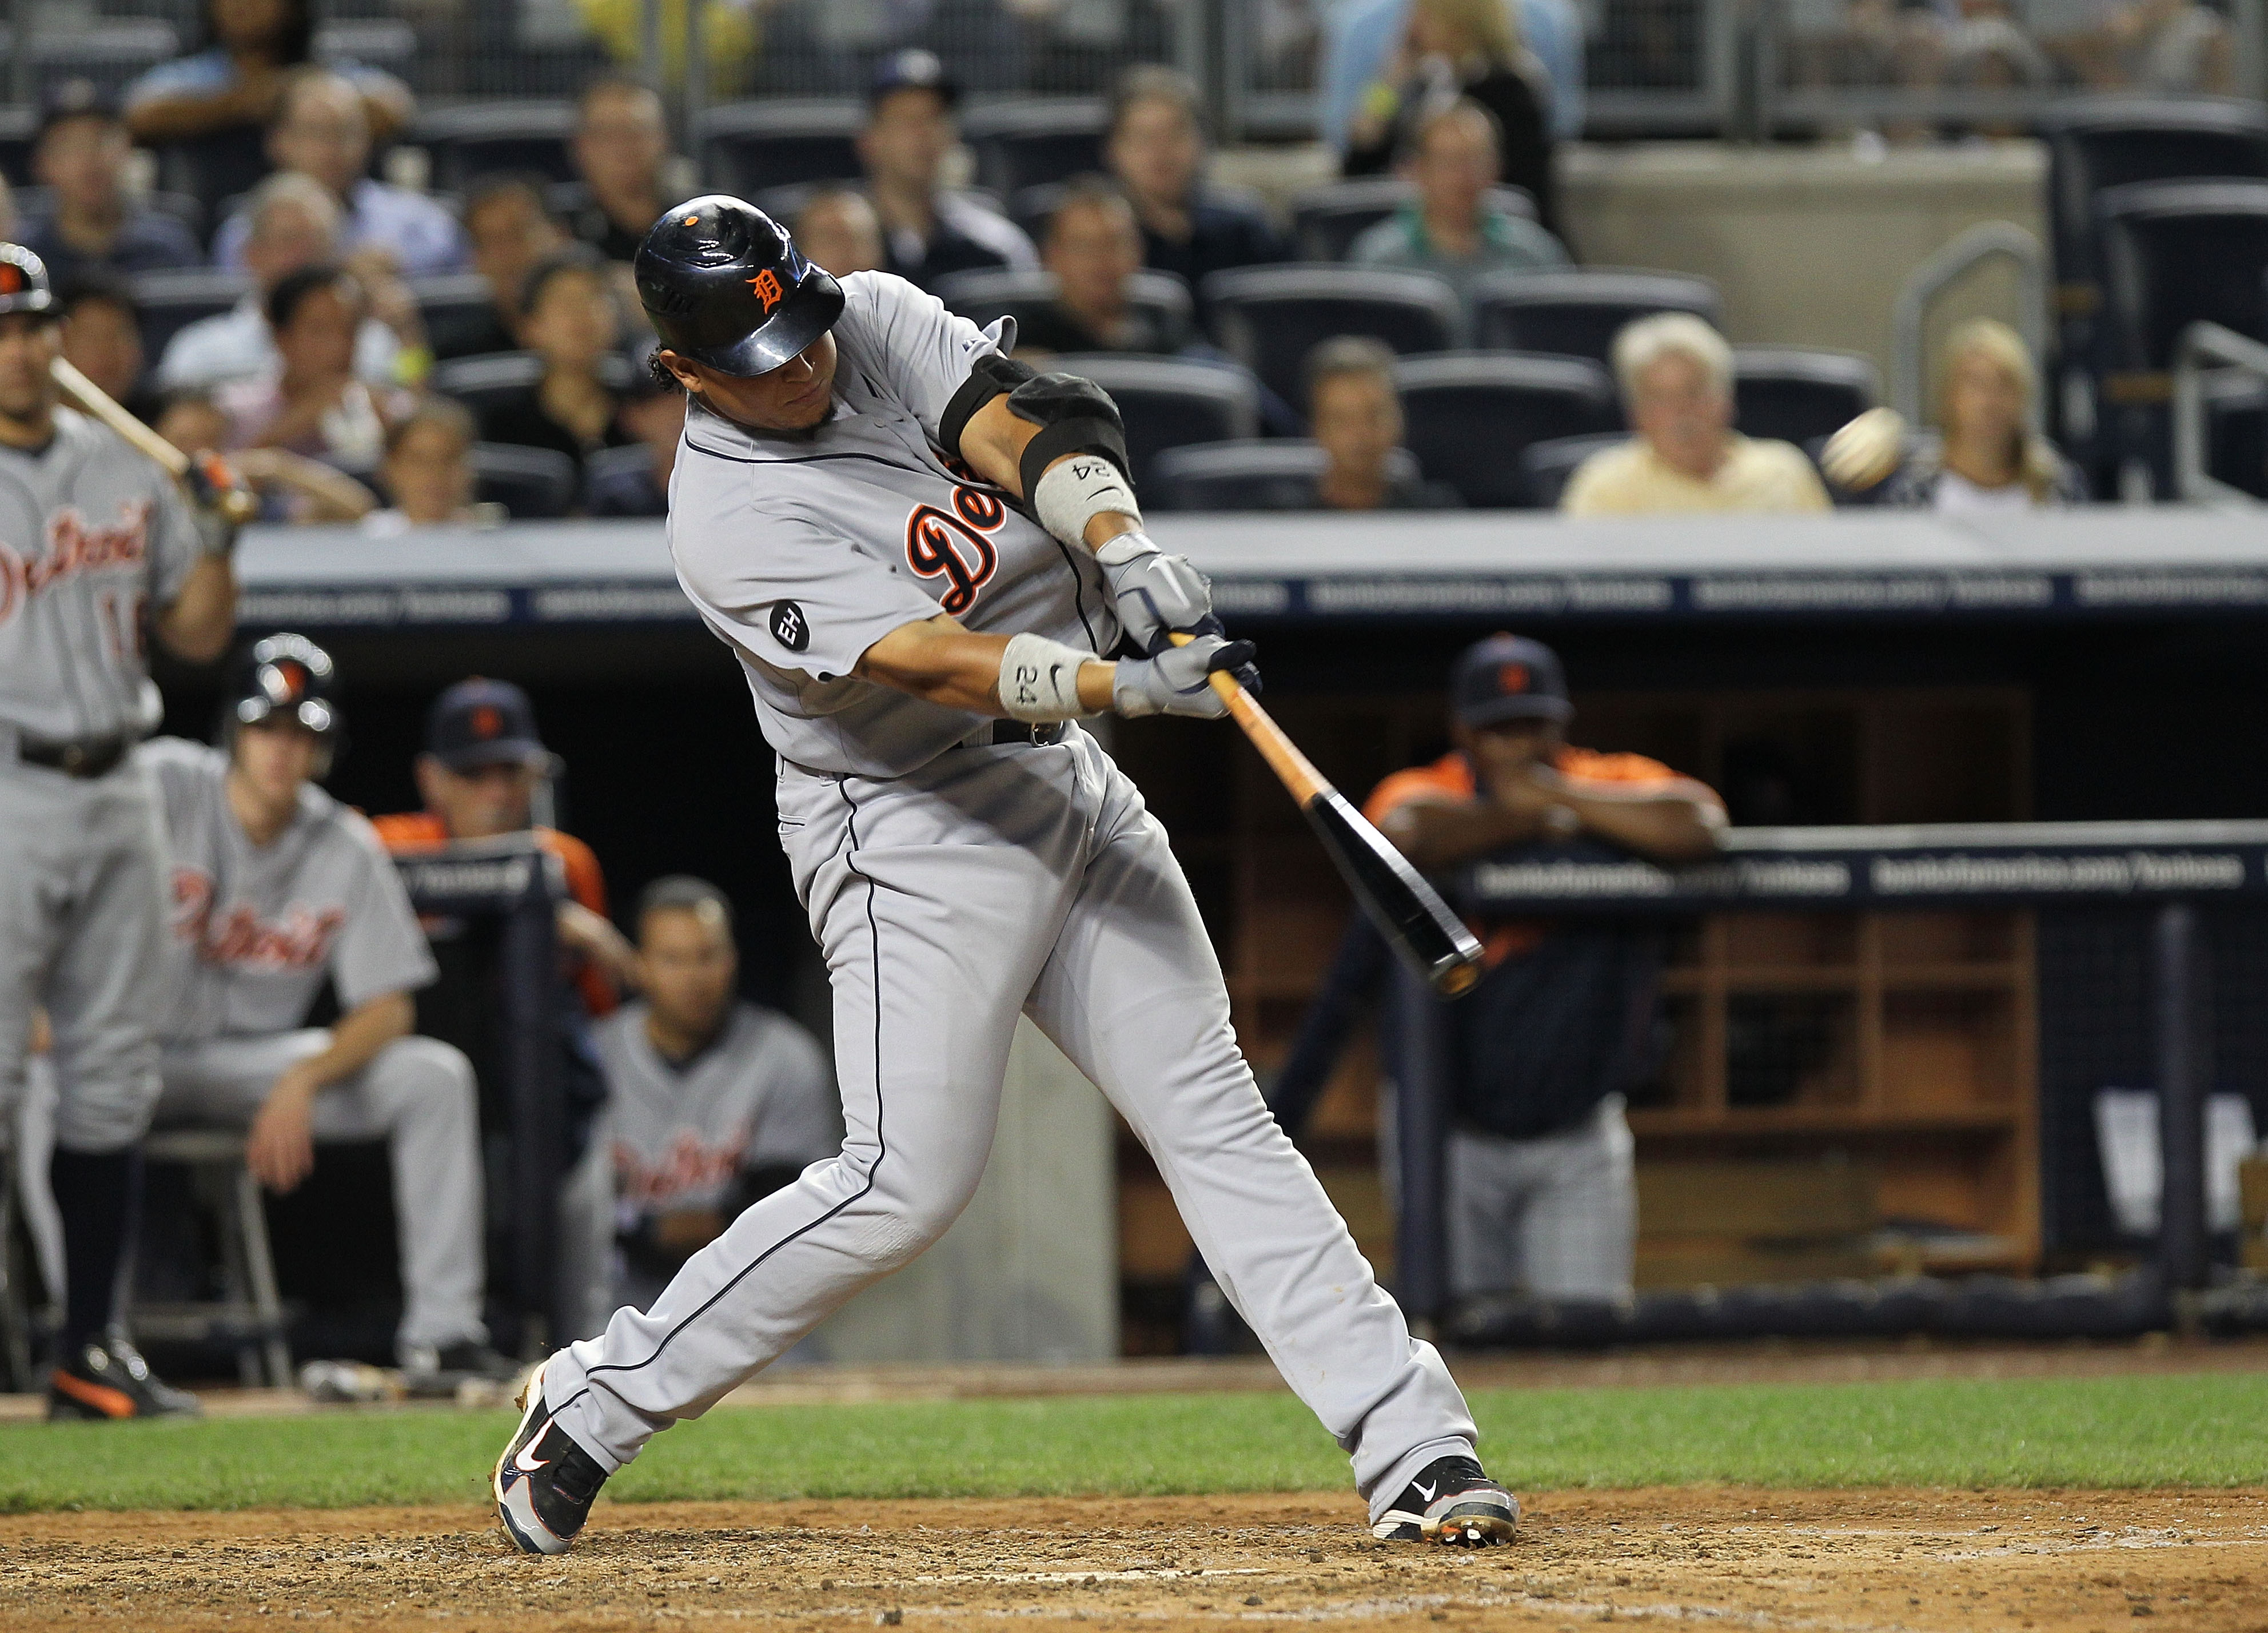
[1364,747,1722,968]
[371,811,619,1019]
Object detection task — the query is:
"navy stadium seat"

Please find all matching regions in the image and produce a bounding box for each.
[155,129,272,234]
[1471,269,1721,364]
[1149,439,1426,511]
[960,99,1107,198]
[411,102,579,192]
[697,101,863,195]
[1518,431,1630,509]
[934,266,1195,353]
[1393,351,1620,508]
[472,443,577,520]
[431,350,544,415]
[128,269,253,363]
[1045,354,1261,485]
[1203,265,1462,405]
[1288,177,1536,262]
[1731,346,1878,445]
[0,106,34,189]
[412,273,511,362]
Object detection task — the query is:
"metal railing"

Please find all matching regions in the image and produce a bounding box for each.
[2173,318,2268,505]
[1890,221,2050,426]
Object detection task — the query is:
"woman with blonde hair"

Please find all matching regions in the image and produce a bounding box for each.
[1346,0,1561,236]
[1822,318,2087,511]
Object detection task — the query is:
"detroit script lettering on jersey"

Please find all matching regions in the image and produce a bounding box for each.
[0,501,153,627]
[170,867,346,971]
[903,484,1006,615]
[615,1122,755,1208]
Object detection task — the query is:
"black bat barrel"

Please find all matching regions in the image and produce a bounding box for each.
[1301,788,1483,996]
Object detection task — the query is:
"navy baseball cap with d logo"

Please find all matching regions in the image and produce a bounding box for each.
[1451,633,1573,729]
[428,677,548,771]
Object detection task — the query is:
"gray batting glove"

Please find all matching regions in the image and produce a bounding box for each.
[1112,632,1257,719]
[1094,529,1213,655]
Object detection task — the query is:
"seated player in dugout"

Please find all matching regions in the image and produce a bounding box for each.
[1366,635,1725,1310]
[137,635,514,1387]
[496,194,1521,1562]
[560,877,838,1343]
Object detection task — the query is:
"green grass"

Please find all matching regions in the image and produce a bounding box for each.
[1,1373,2261,1514]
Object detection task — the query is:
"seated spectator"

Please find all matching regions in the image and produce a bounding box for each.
[124,0,411,150]
[2108,0,2233,91]
[1324,0,1587,151]
[1346,0,1561,239]
[140,634,509,1386]
[373,679,637,1024]
[568,73,672,265]
[1366,634,1723,1307]
[456,173,573,357]
[1823,319,2087,510]
[793,186,885,278]
[1104,66,1282,298]
[157,172,412,392]
[214,69,464,277]
[588,374,684,519]
[1012,178,1185,357]
[1561,314,1831,516]
[1307,336,1464,510]
[363,397,481,533]
[18,81,203,280]
[1350,98,1566,316]
[214,264,410,465]
[157,388,376,524]
[561,877,837,1339]
[468,246,632,497]
[55,273,156,421]
[858,50,1037,291]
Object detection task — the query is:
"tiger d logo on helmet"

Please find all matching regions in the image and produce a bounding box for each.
[635,196,845,379]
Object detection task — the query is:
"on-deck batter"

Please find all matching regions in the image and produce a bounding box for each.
[493,197,1518,1554]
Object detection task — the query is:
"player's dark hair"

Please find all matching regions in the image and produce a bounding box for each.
[519,244,609,321]
[265,264,361,334]
[1043,174,1137,253]
[637,876,736,936]
[201,0,313,65]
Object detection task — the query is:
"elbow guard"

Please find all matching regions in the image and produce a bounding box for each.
[939,352,1037,464]
[1006,372,1131,503]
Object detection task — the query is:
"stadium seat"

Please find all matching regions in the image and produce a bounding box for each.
[13,184,203,242]
[30,20,178,99]
[431,351,544,415]
[130,1130,290,1388]
[1044,354,1261,484]
[313,20,418,79]
[473,443,579,520]
[2043,99,2268,308]
[933,266,1195,353]
[1518,431,1630,509]
[2098,178,2268,493]
[697,100,864,196]
[960,99,1107,198]
[0,106,34,189]
[155,129,272,233]
[412,273,509,362]
[2203,372,2268,500]
[1393,352,1620,508]
[1288,176,1536,262]
[1470,269,1722,364]
[1203,265,1463,406]
[410,102,580,192]
[1731,346,1878,445]
[129,268,253,362]
[1148,439,1426,511]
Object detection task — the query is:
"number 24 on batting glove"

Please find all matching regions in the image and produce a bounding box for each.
[1112,632,1259,719]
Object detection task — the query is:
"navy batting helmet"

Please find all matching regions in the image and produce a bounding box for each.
[635,196,843,378]
[228,634,341,740]
[0,245,56,320]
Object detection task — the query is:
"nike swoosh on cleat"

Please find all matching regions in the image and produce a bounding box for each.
[513,1421,555,1474]
[1414,1480,1437,1501]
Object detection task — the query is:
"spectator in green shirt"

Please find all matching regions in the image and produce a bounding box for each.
[1349,97,1567,322]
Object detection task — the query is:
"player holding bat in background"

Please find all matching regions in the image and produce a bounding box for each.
[0,243,240,1419]
[494,197,1517,1554]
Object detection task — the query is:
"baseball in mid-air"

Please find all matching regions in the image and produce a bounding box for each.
[1820,407,1909,492]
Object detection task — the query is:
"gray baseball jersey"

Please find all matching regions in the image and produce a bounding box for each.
[0,407,204,743]
[593,1000,839,1218]
[139,738,438,1041]
[668,270,1119,778]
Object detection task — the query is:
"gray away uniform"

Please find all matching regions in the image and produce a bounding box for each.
[544,271,1479,1520]
[0,408,204,1153]
[141,738,488,1350]
[560,1000,838,1340]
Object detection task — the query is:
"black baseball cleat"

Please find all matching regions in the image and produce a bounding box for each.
[47,1339,204,1421]
[493,1363,609,1555]
[1371,1455,1519,1546]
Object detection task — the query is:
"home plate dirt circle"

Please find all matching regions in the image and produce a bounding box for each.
[1,1487,2262,1630]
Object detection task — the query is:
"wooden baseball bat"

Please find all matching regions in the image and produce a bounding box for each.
[1173,634,1484,998]
[50,356,260,525]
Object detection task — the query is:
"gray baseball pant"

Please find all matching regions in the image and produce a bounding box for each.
[546,727,1478,1520]
[0,760,168,1153]
[1447,1093,1636,1302]
[154,1030,489,1349]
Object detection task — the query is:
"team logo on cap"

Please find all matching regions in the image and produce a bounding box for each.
[747,268,785,313]
[264,660,309,703]
[0,264,20,294]
[471,704,503,739]
[1497,662,1530,694]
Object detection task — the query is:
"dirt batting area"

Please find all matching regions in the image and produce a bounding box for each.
[1,1485,2262,1631]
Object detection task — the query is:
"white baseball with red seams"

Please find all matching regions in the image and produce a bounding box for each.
[535,269,1486,1525]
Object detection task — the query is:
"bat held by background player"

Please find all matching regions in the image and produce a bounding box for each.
[49,355,259,527]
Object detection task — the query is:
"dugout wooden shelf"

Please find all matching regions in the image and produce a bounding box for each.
[1110,685,2040,1351]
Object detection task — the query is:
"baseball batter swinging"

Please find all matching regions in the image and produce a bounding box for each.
[495,197,1517,1552]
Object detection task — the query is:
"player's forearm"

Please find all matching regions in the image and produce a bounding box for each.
[1560,788,1726,865]
[154,555,237,664]
[1382,801,1548,871]
[856,616,1115,715]
[955,396,1139,552]
[294,991,415,1092]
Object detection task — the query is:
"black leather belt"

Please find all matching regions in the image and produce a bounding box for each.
[985,721,1067,747]
[17,732,131,779]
